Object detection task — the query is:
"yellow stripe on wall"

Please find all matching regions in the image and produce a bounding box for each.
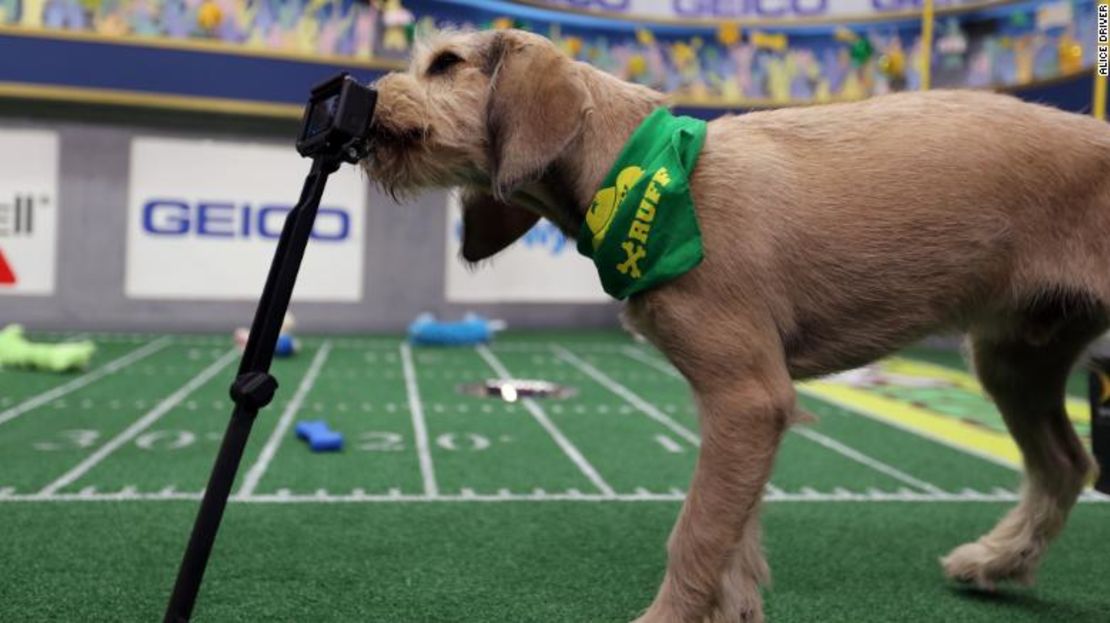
[0,24,405,71]
[0,82,304,119]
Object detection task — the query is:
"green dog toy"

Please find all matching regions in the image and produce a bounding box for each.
[0,325,96,372]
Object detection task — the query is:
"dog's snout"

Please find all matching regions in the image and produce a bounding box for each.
[364,83,378,127]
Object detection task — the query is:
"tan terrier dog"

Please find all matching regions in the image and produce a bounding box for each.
[364,29,1110,623]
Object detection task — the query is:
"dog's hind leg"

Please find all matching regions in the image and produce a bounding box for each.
[941,297,1106,588]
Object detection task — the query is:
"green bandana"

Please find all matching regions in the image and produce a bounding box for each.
[577,108,707,300]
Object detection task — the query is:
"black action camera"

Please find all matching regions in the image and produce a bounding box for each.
[296,73,378,163]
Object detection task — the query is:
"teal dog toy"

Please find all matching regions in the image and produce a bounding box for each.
[408,313,506,346]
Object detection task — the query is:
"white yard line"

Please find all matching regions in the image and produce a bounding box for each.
[476,345,616,497]
[623,346,1019,478]
[491,342,635,354]
[0,337,172,428]
[622,346,683,380]
[792,427,946,494]
[552,344,701,447]
[400,342,439,497]
[622,347,947,492]
[28,331,149,344]
[235,342,333,498]
[654,434,684,453]
[35,349,238,497]
[1084,489,1110,501]
[4,487,1108,504]
[794,387,1021,472]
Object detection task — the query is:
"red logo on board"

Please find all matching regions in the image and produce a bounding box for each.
[0,248,16,285]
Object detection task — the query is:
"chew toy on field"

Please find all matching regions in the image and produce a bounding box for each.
[0,324,96,372]
[232,312,299,357]
[294,420,343,452]
[408,312,506,346]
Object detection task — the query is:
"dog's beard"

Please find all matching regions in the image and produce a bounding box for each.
[363,124,427,200]
[364,127,481,201]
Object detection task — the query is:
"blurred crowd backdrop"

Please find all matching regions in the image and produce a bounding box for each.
[0,0,1098,108]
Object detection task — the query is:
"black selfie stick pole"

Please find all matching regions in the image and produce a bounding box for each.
[163,155,339,623]
[164,73,376,622]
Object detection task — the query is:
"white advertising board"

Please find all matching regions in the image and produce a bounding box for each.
[126,136,365,301]
[444,193,609,303]
[0,129,59,296]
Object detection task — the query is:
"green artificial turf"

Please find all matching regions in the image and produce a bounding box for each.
[2,502,1108,622]
[0,332,1106,622]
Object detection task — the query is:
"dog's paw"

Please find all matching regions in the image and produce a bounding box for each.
[940,540,1038,590]
[704,606,763,623]
[631,609,763,623]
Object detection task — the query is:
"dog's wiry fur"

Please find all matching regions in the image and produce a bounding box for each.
[364,29,1110,622]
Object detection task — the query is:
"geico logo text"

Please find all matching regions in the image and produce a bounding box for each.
[142,200,351,242]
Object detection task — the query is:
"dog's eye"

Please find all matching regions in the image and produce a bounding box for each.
[427,51,464,76]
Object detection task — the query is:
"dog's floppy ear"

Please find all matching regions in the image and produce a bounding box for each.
[485,31,592,198]
[460,188,541,262]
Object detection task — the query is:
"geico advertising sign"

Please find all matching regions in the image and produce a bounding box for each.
[535,0,981,20]
[0,129,59,296]
[444,193,608,303]
[126,137,365,301]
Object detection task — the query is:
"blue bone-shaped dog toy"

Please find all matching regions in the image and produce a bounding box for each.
[408,312,506,346]
[294,420,343,452]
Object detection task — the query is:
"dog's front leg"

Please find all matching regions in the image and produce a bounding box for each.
[637,351,793,623]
